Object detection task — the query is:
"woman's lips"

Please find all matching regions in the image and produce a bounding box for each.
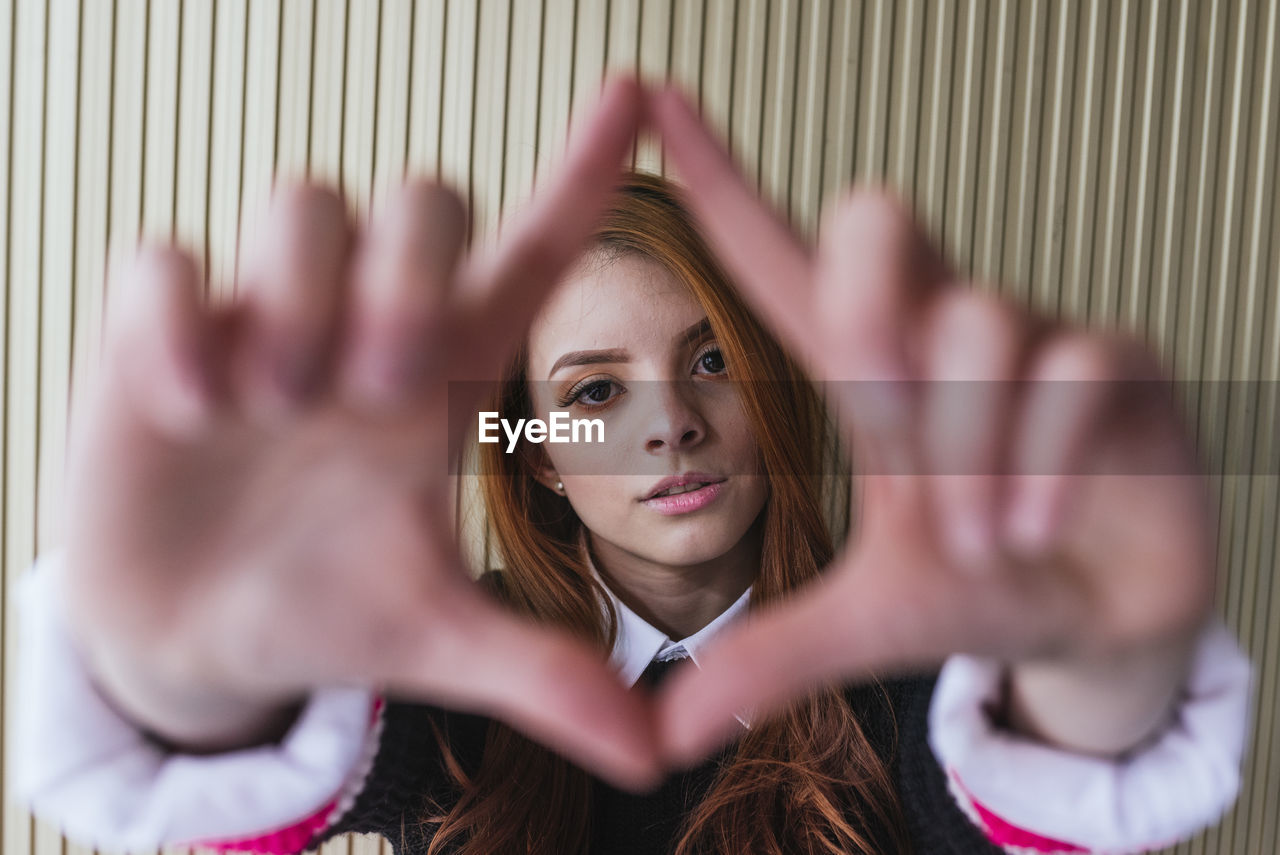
[641,481,724,515]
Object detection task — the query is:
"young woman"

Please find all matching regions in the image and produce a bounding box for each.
[12,78,1250,855]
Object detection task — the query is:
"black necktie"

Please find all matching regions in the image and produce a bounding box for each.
[638,654,691,690]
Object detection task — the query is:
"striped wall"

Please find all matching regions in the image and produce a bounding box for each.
[1,2,1276,854]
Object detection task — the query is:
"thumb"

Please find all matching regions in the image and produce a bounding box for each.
[653,569,866,768]
[653,557,941,768]
[378,582,663,792]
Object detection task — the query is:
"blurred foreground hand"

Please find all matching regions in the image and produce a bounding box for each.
[57,77,664,792]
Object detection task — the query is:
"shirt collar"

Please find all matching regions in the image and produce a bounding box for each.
[577,529,753,689]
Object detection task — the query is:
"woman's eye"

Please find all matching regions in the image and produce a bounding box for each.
[572,380,620,407]
[695,346,727,375]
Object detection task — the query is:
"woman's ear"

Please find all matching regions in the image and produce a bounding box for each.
[534,469,566,495]
[523,445,566,496]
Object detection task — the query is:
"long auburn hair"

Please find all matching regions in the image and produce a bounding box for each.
[416,172,909,854]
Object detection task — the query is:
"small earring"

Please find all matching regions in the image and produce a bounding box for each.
[555,480,564,493]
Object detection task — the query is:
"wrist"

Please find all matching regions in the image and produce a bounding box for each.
[69,621,307,753]
[56,557,307,753]
[1001,628,1200,756]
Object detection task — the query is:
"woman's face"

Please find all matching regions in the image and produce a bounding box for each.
[524,252,770,569]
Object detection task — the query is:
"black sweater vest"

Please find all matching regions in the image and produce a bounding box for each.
[309,672,1007,854]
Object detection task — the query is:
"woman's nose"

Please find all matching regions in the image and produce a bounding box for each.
[643,382,708,453]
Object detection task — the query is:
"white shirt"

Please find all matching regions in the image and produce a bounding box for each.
[579,528,749,677]
[9,546,1254,854]
[597,571,751,691]
[579,532,757,728]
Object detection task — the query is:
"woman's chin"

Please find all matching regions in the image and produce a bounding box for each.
[629,524,749,568]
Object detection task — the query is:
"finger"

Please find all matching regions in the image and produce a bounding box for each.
[454,75,643,381]
[382,579,661,792]
[1003,333,1128,557]
[340,180,467,411]
[919,289,1029,571]
[646,84,818,371]
[818,190,949,381]
[236,183,353,420]
[654,561,947,767]
[816,192,951,479]
[105,243,220,442]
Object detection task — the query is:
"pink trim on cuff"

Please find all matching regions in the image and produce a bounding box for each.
[192,697,386,855]
[198,800,337,855]
[952,773,1090,849]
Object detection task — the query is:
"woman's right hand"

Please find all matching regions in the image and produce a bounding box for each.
[55,77,659,790]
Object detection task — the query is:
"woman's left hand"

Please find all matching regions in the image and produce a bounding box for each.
[645,85,1216,768]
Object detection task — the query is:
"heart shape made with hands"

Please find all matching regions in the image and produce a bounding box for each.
[65,74,1215,794]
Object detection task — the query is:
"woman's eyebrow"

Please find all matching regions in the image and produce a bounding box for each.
[680,318,712,346]
[547,348,630,379]
[546,318,712,380]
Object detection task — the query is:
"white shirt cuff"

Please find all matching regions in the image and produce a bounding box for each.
[928,618,1253,853]
[7,548,381,853]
